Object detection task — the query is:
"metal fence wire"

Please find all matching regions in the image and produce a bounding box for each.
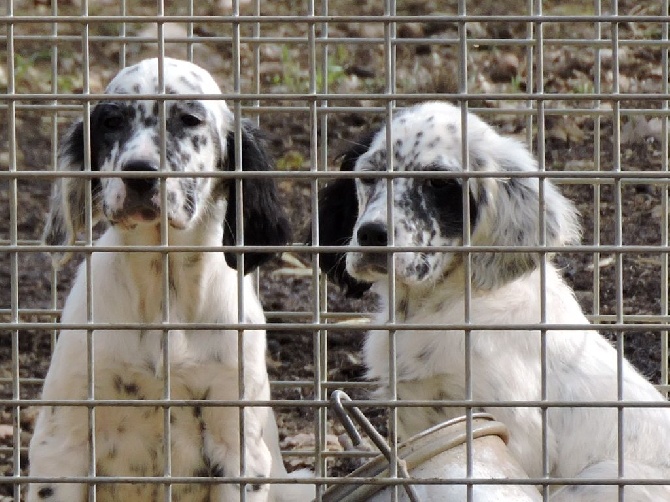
[1,0,669,501]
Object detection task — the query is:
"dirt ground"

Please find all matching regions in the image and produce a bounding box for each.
[1,0,669,497]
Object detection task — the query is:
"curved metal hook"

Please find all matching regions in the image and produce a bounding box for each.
[330,390,422,502]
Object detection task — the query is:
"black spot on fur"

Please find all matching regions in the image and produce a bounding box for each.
[143,115,158,128]
[123,382,139,395]
[435,391,449,401]
[113,374,123,393]
[89,103,137,178]
[179,75,203,93]
[414,261,430,280]
[142,357,156,373]
[210,463,225,478]
[113,375,140,397]
[417,347,431,362]
[143,406,158,419]
[191,135,201,152]
[184,254,202,267]
[422,178,477,238]
[129,463,148,476]
[37,486,54,498]
[193,467,210,478]
[175,151,191,171]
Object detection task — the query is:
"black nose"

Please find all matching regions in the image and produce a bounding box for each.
[122,161,159,194]
[357,222,388,246]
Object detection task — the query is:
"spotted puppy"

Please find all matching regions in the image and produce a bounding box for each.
[29,58,312,502]
[318,101,670,501]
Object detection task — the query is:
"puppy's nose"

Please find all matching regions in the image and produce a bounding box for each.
[357,222,388,246]
[122,161,159,194]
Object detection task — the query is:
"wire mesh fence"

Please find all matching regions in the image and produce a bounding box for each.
[1,0,669,501]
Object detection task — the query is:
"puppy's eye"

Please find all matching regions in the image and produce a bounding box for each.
[180,113,203,127]
[102,113,124,131]
[425,178,458,191]
[359,174,377,186]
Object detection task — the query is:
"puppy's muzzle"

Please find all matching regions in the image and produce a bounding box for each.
[352,221,389,274]
[123,160,159,196]
[357,221,388,247]
[120,160,160,221]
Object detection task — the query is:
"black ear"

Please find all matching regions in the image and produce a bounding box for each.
[223,122,291,274]
[312,135,376,298]
[43,118,102,268]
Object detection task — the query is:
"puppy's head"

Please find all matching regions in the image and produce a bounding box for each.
[317,102,580,293]
[44,57,289,273]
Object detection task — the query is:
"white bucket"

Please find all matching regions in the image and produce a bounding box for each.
[322,414,541,502]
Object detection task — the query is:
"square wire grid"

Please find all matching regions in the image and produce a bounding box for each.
[0,0,669,501]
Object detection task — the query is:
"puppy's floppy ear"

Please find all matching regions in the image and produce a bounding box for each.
[223,121,291,274]
[42,118,102,268]
[470,135,581,289]
[312,134,376,298]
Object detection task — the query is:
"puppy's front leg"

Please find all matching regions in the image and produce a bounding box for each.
[28,404,90,502]
[203,404,273,502]
[28,332,92,502]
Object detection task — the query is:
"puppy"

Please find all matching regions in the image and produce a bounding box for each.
[317,101,670,501]
[29,57,311,502]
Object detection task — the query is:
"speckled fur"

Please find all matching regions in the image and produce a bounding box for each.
[29,58,310,502]
[321,102,670,500]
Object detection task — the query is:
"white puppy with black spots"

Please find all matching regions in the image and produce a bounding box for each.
[317,101,670,501]
[29,58,312,502]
